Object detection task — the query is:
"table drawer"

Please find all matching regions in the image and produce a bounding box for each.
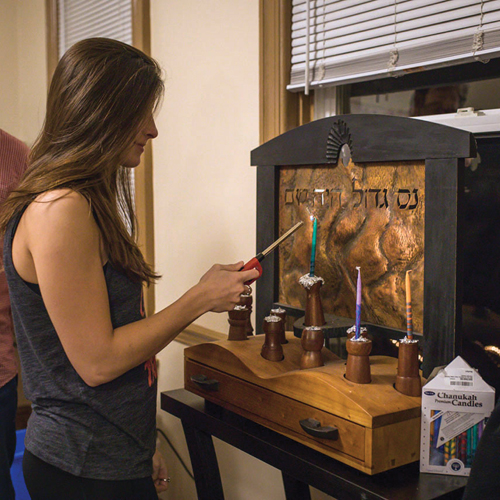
[185,359,365,462]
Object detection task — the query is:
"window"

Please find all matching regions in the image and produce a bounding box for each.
[289,0,500,93]
[288,1,500,134]
[283,1,500,389]
[57,0,132,58]
[45,0,156,314]
[314,60,500,134]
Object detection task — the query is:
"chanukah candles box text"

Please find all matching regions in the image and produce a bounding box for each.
[420,356,495,476]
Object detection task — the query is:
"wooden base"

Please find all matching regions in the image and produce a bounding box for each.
[184,333,423,475]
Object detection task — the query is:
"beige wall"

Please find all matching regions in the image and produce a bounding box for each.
[149,2,270,499]
[0,1,21,136]
[151,0,259,335]
[2,2,333,498]
[0,0,47,144]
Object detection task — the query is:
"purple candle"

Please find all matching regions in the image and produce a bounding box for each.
[355,266,362,339]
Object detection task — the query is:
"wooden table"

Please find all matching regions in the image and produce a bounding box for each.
[161,389,468,500]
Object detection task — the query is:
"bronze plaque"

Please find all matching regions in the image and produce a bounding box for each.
[278,160,425,334]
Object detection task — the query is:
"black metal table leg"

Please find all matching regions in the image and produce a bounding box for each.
[282,472,312,500]
[162,390,467,500]
[182,422,225,500]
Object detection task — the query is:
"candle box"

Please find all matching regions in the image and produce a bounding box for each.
[420,356,495,476]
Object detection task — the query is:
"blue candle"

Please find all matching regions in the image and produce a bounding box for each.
[355,267,362,339]
[309,216,317,276]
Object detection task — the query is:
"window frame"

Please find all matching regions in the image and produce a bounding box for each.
[260,0,312,143]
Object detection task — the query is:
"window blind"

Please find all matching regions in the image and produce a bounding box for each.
[289,0,500,92]
[58,0,132,58]
[56,0,135,229]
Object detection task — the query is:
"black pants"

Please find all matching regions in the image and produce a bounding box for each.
[0,376,18,500]
[23,450,158,500]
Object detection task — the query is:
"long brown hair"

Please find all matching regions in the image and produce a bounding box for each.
[0,38,164,285]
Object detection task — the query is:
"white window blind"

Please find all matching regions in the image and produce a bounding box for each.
[289,0,500,92]
[57,0,135,228]
[58,0,132,58]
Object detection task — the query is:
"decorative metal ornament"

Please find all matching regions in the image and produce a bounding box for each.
[326,120,353,165]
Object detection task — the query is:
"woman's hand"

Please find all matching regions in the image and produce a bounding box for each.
[198,262,259,313]
[152,448,169,494]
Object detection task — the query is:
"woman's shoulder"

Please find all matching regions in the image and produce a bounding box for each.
[30,189,90,216]
[26,189,95,233]
[14,189,103,283]
[34,188,88,206]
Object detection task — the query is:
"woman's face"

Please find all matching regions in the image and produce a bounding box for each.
[121,114,158,168]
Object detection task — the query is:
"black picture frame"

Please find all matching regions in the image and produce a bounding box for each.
[251,114,476,377]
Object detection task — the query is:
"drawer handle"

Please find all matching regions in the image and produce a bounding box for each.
[299,418,339,440]
[191,374,219,391]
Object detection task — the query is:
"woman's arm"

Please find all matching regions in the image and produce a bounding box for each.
[17,190,258,386]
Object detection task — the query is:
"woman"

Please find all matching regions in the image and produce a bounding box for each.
[0,38,258,499]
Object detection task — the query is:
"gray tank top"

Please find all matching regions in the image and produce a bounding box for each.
[3,207,157,480]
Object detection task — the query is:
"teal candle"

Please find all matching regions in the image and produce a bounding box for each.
[309,217,317,276]
[355,267,362,339]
